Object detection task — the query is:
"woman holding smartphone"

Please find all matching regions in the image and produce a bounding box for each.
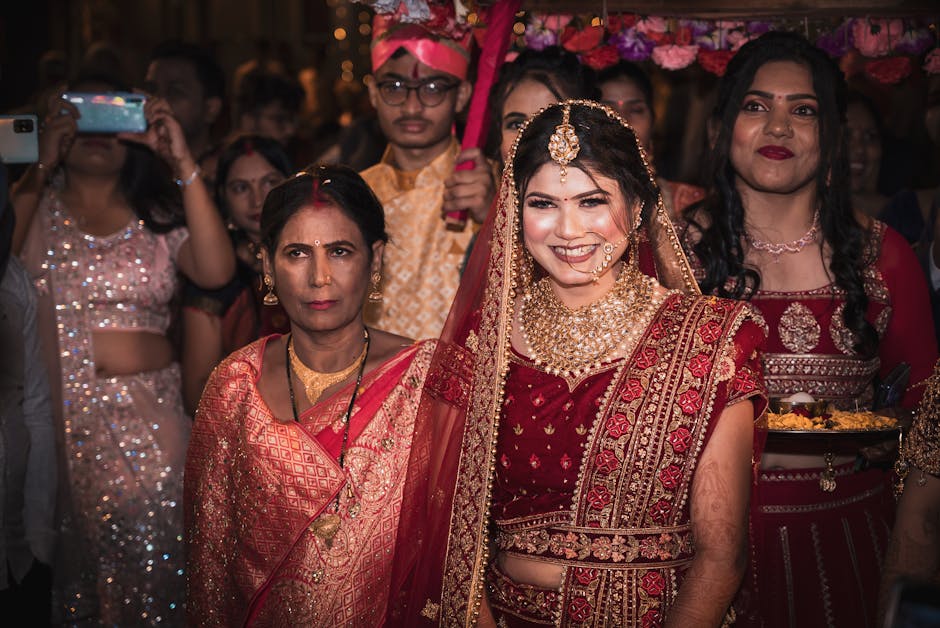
[11,76,233,626]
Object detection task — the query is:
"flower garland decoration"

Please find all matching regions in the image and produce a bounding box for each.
[355,4,940,82]
[517,12,938,83]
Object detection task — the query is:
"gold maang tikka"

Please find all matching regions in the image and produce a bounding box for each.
[548,104,580,183]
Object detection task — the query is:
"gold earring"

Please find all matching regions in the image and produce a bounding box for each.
[263,274,279,306]
[368,271,383,303]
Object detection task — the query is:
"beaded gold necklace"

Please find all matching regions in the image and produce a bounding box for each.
[518,263,663,379]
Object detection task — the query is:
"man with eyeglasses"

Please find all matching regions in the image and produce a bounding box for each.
[361,14,496,341]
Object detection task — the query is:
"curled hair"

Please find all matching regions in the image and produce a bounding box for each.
[260,163,388,259]
[486,47,598,162]
[512,103,659,237]
[685,31,877,357]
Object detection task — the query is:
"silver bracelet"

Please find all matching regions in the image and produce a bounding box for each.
[175,165,201,188]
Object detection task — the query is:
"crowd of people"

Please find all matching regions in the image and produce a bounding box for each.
[1,11,939,628]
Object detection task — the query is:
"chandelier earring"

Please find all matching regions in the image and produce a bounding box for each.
[263,274,279,306]
[368,271,383,303]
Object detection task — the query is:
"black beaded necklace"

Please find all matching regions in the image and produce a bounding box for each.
[285,328,371,470]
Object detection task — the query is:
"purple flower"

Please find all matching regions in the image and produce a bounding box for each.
[681,20,712,38]
[816,20,853,58]
[524,24,559,51]
[895,26,933,56]
[745,21,773,35]
[610,28,655,62]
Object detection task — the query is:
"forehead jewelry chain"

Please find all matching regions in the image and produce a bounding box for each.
[744,210,820,262]
[548,104,580,184]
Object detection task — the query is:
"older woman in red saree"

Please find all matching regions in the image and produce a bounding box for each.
[185,165,434,626]
[388,101,768,627]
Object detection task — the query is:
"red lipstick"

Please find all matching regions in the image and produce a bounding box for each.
[757,145,794,160]
[307,300,337,311]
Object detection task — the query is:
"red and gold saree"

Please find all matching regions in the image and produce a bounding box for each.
[185,335,434,627]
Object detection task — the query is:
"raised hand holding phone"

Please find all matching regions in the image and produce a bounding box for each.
[37,93,80,175]
[118,97,197,184]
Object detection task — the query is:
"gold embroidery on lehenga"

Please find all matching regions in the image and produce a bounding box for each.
[778,302,821,353]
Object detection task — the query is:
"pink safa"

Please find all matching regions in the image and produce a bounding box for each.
[371,13,472,79]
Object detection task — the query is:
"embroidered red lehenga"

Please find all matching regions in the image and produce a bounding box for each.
[687,222,937,627]
[185,336,434,627]
[387,102,768,627]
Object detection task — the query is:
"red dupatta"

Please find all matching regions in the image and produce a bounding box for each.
[386,101,707,626]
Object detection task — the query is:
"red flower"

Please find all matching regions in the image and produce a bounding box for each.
[582,45,620,70]
[641,570,666,596]
[606,13,637,33]
[648,498,672,524]
[586,485,613,510]
[635,347,659,370]
[530,392,546,407]
[668,426,692,453]
[732,370,757,394]
[595,449,620,474]
[561,24,605,53]
[620,378,644,402]
[641,608,663,628]
[687,353,711,378]
[678,389,702,414]
[500,454,511,468]
[529,454,541,469]
[865,57,912,85]
[698,49,735,76]
[567,596,593,622]
[606,413,632,438]
[659,464,683,490]
[674,26,693,46]
[560,453,573,470]
[649,320,665,339]
[575,567,599,585]
[697,320,723,343]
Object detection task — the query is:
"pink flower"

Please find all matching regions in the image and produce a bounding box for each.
[636,16,667,35]
[542,13,572,32]
[651,44,699,70]
[852,19,904,58]
[925,49,940,75]
[726,30,755,52]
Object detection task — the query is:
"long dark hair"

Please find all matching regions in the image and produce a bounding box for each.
[512,103,658,238]
[684,31,877,357]
[260,163,388,258]
[486,47,598,162]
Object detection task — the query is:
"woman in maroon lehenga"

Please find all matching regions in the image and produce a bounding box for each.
[683,32,938,627]
[388,101,768,627]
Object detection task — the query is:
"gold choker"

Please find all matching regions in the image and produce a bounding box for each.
[288,332,368,404]
[518,264,664,379]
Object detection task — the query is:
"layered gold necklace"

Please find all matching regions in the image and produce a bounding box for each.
[288,332,369,404]
[519,262,664,379]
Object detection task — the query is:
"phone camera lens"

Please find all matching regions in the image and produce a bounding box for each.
[13,119,34,133]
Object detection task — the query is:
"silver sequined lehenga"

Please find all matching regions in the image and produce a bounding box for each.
[22,190,190,626]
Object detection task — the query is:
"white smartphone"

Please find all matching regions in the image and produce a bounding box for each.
[0,115,39,164]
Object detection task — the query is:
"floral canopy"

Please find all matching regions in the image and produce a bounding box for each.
[357,0,940,84]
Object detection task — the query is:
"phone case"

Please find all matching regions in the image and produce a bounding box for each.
[0,115,39,164]
[62,92,147,134]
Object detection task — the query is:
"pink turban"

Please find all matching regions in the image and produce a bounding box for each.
[371,14,472,80]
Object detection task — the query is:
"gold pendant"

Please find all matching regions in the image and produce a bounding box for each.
[310,513,341,548]
[818,452,837,493]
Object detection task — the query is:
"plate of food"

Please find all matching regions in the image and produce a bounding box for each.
[766,394,900,436]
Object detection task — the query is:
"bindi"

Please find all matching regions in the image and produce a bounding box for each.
[410,62,420,80]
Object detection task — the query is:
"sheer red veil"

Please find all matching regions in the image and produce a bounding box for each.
[385,101,703,626]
